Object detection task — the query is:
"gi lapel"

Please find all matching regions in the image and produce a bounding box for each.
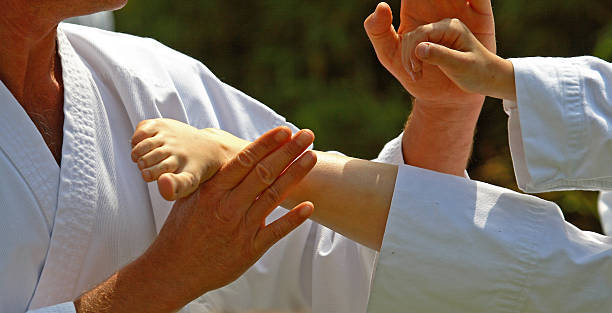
[29,29,101,309]
[0,82,60,233]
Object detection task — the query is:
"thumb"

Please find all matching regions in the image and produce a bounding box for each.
[415,42,469,71]
[364,2,399,68]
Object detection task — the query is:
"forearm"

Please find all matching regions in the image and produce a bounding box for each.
[283,151,398,251]
[402,100,482,176]
[74,253,186,313]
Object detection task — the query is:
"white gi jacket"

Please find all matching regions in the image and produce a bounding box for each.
[368,56,612,312]
[2,23,388,313]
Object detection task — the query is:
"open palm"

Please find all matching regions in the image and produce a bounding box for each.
[365,0,495,105]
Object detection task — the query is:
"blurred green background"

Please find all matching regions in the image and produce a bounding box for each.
[114,0,612,233]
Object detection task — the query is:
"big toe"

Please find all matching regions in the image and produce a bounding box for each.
[158,172,199,201]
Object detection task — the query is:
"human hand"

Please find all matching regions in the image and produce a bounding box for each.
[131,118,249,200]
[140,126,316,310]
[403,18,516,101]
[76,126,317,313]
[364,1,495,107]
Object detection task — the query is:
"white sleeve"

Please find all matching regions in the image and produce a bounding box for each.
[368,164,612,312]
[27,303,76,313]
[505,56,612,193]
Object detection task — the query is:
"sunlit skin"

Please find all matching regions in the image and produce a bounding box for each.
[364,0,496,176]
[0,0,127,163]
[1,0,497,311]
[364,0,495,106]
[401,18,516,102]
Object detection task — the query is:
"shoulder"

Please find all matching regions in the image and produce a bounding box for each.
[58,23,288,138]
[58,23,218,85]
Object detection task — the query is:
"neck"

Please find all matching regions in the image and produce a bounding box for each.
[0,3,63,109]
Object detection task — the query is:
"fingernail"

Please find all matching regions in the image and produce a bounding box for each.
[299,204,313,217]
[138,160,146,169]
[143,170,151,181]
[299,151,315,167]
[416,43,430,58]
[296,131,313,146]
[410,59,417,72]
[275,129,290,142]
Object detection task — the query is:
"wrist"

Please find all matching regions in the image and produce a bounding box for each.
[411,98,483,125]
[486,55,516,101]
[403,98,482,176]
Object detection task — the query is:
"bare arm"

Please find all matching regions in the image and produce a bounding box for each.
[364,1,497,176]
[284,151,398,251]
[131,120,399,251]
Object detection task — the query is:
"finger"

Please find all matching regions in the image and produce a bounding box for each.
[211,126,292,188]
[137,147,171,170]
[158,172,199,201]
[246,150,317,225]
[401,25,435,80]
[131,136,164,162]
[131,120,159,148]
[231,129,314,207]
[364,2,400,69]
[415,41,470,70]
[254,202,313,254]
[141,156,179,182]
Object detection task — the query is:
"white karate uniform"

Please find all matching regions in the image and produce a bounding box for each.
[10,23,612,313]
[368,56,612,312]
[3,23,391,313]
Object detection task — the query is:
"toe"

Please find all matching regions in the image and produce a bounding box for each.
[141,156,179,183]
[159,172,200,200]
[158,173,178,201]
[138,148,171,170]
[132,137,163,162]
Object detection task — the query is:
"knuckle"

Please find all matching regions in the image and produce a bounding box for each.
[283,141,301,159]
[263,185,281,204]
[214,194,235,223]
[256,163,275,185]
[237,149,255,167]
[270,222,287,242]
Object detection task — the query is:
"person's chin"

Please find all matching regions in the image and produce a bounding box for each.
[99,0,128,12]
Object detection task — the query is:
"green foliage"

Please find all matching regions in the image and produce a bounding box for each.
[115,0,612,232]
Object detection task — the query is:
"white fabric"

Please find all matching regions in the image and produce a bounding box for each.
[503,56,612,234]
[0,23,410,313]
[504,56,612,193]
[370,164,612,312]
[369,56,612,312]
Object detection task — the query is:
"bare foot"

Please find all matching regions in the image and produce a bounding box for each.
[130,118,254,200]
